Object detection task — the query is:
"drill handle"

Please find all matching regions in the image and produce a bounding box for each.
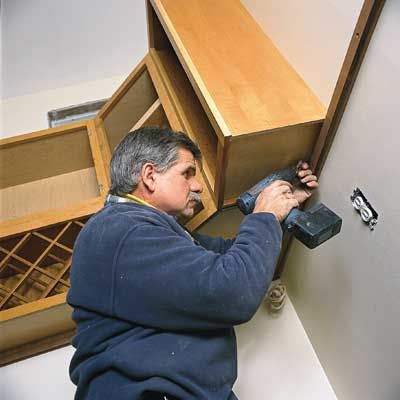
[282,207,302,231]
[237,166,299,215]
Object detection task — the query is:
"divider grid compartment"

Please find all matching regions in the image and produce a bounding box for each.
[0,218,88,311]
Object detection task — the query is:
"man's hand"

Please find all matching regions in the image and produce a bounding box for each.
[293,161,319,204]
[253,180,299,222]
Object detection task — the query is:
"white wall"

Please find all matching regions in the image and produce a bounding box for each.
[281,2,400,399]
[1,347,76,400]
[1,74,126,138]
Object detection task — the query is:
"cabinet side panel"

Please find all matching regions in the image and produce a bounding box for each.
[224,123,321,201]
[102,69,158,152]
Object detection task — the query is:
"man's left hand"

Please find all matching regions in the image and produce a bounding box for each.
[293,161,319,204]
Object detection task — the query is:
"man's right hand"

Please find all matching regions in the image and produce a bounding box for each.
[253,180,299,222]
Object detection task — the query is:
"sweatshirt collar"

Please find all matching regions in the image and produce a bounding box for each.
[120,193,158,210]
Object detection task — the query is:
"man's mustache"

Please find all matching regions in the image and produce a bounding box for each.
[189,192,201,203]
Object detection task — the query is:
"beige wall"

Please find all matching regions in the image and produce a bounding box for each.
[242,1,400,399]
[241,0,363,107]
[283,2,400,399]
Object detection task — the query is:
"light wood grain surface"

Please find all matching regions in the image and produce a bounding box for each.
[151,0,325,136]
[0,127,94,189]
[0,168,99,222]
[224,122,321,200]
[0,293,74,352]
[102,68,158,152]
[130,99,169,131]
[0,197,102,239]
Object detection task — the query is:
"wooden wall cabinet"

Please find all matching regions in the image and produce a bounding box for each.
[0,57,215,365]
[1,0,326,365]
[0,122,109,365]
[147,0,325,207]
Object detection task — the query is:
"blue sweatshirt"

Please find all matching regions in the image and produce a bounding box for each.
[67,201,282,400]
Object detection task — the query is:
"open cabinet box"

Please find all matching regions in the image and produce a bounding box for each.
[147,0,326,207]
[0,121,110,365]
[0,122,105,223]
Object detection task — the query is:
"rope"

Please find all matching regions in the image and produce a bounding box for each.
[266,282,287,314]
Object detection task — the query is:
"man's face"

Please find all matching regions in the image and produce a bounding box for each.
[153,148,203,218]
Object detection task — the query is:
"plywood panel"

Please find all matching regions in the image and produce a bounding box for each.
[0,294,74,353]
[130,99,169,131]
[0,197,102,239]
[0,168,99,222]
[151,0,325,136]
[0,128,93,189]
[224,122,321,200]
[102,69,158,151]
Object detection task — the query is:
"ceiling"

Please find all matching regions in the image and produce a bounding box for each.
[1,0,148,99]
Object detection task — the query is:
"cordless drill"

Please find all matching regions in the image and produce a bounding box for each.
[237,166,342,249]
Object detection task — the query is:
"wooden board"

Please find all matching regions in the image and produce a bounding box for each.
[0,293,74,355]
[0,168,99,221]
[150,0,325,136]
[224,122,321,200]
[130,99,169,131]
[148,0,228,142]
[0,197,102,239]
[0,127,94,190]
[0,329,74,367]
[102,68,158,152]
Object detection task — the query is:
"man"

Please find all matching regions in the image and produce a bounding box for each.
[67,127,318,400]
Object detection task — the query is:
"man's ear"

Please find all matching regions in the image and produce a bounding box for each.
[141,163,157,192]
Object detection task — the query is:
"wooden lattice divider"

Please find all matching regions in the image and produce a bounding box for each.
[0,219,88,312]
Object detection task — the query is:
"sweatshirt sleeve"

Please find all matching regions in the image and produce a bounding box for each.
[112,212,282,331]
[191,232,235,254]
